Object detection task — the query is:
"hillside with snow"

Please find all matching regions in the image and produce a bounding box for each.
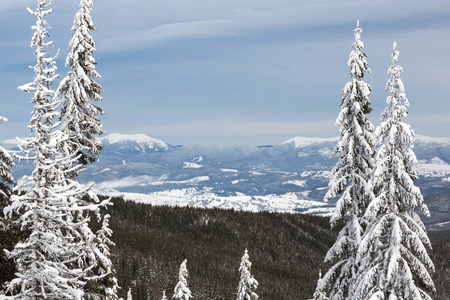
[3,132,450,221]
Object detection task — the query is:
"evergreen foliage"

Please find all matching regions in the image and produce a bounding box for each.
[90,198,449,300]
[0,117,14,212]
[311,271,328,300]
[352,42,435,300]
[161,290,167,300]
[53,1,117,298]
[1,1,110,298]
[173,260,192,300]
[0,116,15,291]
[55,0,103,169]
[2,1,87,298]
[236,249,258,300]
[84,214,120,300]
[319,21,375,300]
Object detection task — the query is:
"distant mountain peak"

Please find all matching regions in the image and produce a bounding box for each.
[101,133,170,151]
[282,136,339,148]
[414,134,450,146]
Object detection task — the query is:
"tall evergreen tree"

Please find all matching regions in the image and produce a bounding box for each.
[317,21,375,300]
[1,1,88,298]
[236,249,258,300]
[173,260,192,300]
[84,214,120,300]
[352,42,435,300]
[0,117,14,214]
[54,1,118,298]
[0,116,15,289]
[54,0,103,169]
[310,271,328,300]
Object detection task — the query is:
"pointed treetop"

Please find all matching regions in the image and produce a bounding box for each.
[391,41,399,65]
[353,20,362,41]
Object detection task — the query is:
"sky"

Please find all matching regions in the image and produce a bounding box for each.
[0,0,449,146]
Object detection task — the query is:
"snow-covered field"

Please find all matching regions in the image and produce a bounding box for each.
[101,188,334,216]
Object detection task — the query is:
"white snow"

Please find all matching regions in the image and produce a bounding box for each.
[92,168,111,176]
[101,188,333,216]
[183,162,203,169]
[95,175,209,190]
[414,134,450,146]
[101,133,169,150]
[221,168,239,173]
[417,156,450,177]
[283,136,339,148]
[282,180,306,187]
[249,171,264,175]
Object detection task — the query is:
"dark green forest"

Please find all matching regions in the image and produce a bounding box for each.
[96,197,450,300]
[1,196,449,299]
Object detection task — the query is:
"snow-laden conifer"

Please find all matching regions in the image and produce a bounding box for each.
[84,214,120,300]
[0,116,14,231]
[318,21,375,300]
[1,1,87,298]
[0,117,14,215]
[173,259,192,300]
[236,249,258,300]
[127,288,132,300]
[1,1,111,298]
[52,1,117,298]
[161,290,167,300]
[0,116,15,291]
[310,271,328,300]
[54,0,103,169]
[352,42,435,300]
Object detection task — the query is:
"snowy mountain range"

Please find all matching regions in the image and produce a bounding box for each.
[3,133,450,221]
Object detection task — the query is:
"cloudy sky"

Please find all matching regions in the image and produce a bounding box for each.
[0,0,449,145]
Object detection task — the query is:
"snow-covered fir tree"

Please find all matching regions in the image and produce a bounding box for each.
[54,0,104,169]
[317,21,375,300]
[0,116,15,291]
[173,259,192,300]
[1,0,88,298]
[236,249,258,300]
[84,214,120,300]
[0,116,14,231]
[352,42,435,300]
[127,288,132,300]
[310,271,328,300]
[52,1,118,298]
[161,290,167,300]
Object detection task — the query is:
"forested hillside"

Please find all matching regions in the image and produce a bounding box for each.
[97,197,450,300]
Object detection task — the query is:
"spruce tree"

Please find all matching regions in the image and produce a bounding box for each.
[173,260,192,300]
[54,0,103,169]
[0,116,15,288]
[2,0,87,298]
[317,21,375,300]
[0,117,14,214]
[84,214,120,300]
[161,290,167,300]
[310,271,328,300]
[54,1,118,298]
[352,42,435,300]
[236,249,258,300]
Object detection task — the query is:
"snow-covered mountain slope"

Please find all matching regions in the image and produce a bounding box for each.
[283,136,339,148]
[104,188,334,216]
[100,133,171,153]
[2,133,450,219]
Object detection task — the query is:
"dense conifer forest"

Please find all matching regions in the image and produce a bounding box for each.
[90,197,450,300]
